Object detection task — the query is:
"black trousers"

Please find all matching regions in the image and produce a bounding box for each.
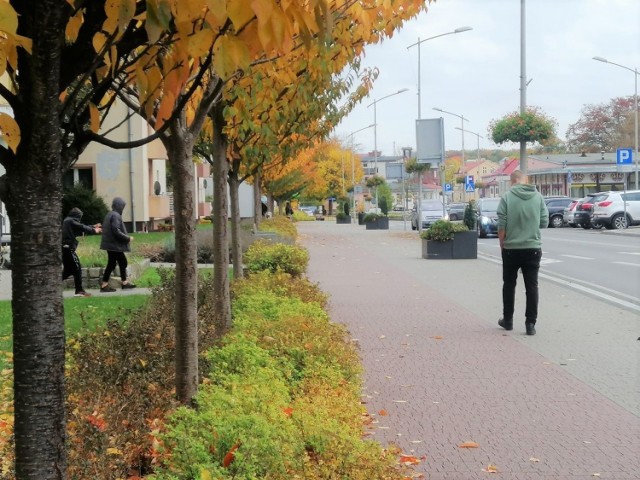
[62,247,83,293]
[102,251,128,282]
[502,248,542,324]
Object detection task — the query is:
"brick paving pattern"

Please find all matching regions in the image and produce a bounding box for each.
[299,222,640,480]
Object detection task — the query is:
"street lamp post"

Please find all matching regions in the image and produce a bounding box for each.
[367,88,409,208]
[407,27,472,120]
[434,108,469,206]
[593,56,639,189]
[349,124,376,220]
[455,126,484,161]
[433,108,469,163]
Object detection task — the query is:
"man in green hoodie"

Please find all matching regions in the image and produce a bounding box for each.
[496,170,549,335]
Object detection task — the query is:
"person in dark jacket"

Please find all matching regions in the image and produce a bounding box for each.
[62,207,101,297]
[100,197,135,292]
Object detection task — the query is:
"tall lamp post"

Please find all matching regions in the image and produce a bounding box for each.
[454,126,484,161]
[433,108,469,163]
[593,56,639,189]
[407,27,473,120]
[367,88,409,207]
[349,124,376,220]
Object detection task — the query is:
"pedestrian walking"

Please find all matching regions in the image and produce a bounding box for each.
[100,197,136,292]
[496,170,549,335]
[285,201,293,218]
[62,207,102,297]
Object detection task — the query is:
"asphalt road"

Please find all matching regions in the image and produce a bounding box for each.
[391,221,640,311]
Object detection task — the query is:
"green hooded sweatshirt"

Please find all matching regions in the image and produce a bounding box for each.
[497,184,549,249]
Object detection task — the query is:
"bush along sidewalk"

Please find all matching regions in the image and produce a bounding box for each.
[150,270,416,479]
[0,245,419,478]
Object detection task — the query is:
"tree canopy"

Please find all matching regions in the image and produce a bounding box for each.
[489,107,557,145]
[565,96,635,153]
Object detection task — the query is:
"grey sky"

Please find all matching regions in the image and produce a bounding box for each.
[333,0,640,157]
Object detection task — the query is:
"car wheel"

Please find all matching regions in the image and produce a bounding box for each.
[569,223,577,228]
[611,213,628,230]
[550,215,563,228]
[581,222,592,230]
[592,222,603,230]
[449,214,458,221]
[478,226,487,238]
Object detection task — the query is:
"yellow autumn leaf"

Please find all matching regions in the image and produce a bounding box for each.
[146,0,172,43]
[106,447,122,456]
[227,0,254,29]
[200,469,213,480]
[92,31,108,54]
[0,52,6,78]
[188,29,215,59]
[212,35,237,80]
[458,441,479,448]
[155,91,175,129]
[65,10,84,43]
[0,113,21,153]
[89,103,100,133]
[0,1,18,36]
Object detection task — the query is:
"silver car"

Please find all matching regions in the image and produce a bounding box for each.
[411,200,448,230]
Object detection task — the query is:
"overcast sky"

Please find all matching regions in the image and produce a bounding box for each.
[332,0,640,158]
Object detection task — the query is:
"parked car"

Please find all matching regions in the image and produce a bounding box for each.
[411,200,447,230]
[563,200,579,227]
[475,197,501,238]
[544,196,574,228]
[572,194,603,229]
[446,202,467,221]
[591,190,640,229]
[299,206,316,217]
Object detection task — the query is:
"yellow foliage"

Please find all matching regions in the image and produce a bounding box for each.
[0,113,21,153]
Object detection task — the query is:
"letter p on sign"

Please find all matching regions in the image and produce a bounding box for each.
[616,148,633,165]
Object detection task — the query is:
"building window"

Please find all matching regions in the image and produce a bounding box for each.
[63,167,94,189]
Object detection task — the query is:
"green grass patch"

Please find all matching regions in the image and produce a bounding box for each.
[0,295,149,370]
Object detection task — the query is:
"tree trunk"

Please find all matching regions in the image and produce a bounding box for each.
[228,162,243,279]
[162,125,199,405]
[210,106,231,331]
[253,169,262,228]
[6,2,68,477]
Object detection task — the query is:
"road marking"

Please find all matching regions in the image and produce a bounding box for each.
[478,252,640,314]
[612,262,640,267]
[560,254,593,260]
[539,258,561,265]
[618,251,640,256]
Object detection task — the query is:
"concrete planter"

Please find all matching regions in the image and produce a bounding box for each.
[357,213,365,225]
[422,231,477,259]
[336,216,352,224]
[365,217,389,230]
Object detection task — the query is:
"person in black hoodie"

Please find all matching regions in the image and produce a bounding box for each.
[62,207,102,297]
[100,197,136,292]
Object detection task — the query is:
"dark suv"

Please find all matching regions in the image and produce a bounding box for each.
[475,197,501,238]
[573,194,603,229]
[544,196,573,228]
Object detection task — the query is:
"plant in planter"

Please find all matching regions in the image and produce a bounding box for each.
[363,212,389,230]
[463,200,477,230]
[420,219,477,259]
[336,201,352,224]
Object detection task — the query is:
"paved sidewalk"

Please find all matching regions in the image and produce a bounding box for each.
[298,222,639,480]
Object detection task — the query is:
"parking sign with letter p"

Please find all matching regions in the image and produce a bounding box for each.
[616,148,633,165]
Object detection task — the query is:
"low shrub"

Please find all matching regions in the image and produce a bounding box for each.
[150,276,411,480]
[244,240,308,277]
[463,200,477,230]
[336,211,349,220]
[420,219,469,242]
[292,211,314,221]
[363,212,385,223]
[258,216,297,239]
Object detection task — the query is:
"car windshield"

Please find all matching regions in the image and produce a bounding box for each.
[421,201,443,211]
[480,199,501,212]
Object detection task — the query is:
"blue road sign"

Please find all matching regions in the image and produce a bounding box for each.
[617,148,633,165]
[465,175,475,193]
[444,183,452,192]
